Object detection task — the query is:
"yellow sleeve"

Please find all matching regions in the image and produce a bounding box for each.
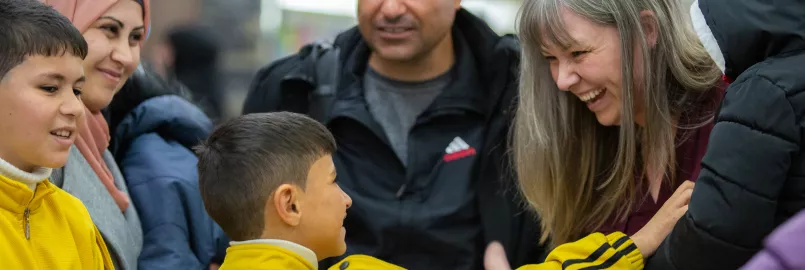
[517,232,644,270]
[327,254,407,270]
[93,225,116,270]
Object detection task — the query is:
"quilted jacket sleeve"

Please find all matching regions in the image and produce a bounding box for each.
[647,76,800,270]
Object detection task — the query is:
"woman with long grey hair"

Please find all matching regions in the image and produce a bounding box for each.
[484,0,726,268]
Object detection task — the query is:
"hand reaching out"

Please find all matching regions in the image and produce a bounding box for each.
[632,180,695,258]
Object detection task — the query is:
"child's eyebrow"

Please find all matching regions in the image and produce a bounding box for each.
[38,73,84,84]
[39,72,66,83]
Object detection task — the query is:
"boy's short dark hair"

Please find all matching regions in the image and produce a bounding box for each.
[0,0,88,80]
[195,112,337,241]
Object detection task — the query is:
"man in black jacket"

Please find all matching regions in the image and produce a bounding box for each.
[243,1,543,269]
[647,0,805,269]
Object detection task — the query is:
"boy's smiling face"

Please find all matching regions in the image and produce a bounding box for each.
[0,55,85,172]
[296,154,352,259]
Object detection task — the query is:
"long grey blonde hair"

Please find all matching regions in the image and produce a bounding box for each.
[514,0,721,247]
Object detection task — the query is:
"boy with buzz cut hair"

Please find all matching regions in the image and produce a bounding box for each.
[0,0,114,269]
[196,112,403,270]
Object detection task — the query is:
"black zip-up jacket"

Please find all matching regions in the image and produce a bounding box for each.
[243,9,544,269]
[647,0,805,269]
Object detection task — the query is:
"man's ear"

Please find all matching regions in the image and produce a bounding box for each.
[272,184,302,227]
[639,10,659,48]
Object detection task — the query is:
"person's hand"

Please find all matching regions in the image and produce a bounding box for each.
[484,241,512,270]
[632,180,695,258]
[209,263,220,270]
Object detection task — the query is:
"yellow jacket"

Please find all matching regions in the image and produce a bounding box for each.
[218,242,405,270]
[0,174,114,269]
[518,232,644,270]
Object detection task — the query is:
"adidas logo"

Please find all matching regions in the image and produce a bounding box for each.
[443,137,477,162]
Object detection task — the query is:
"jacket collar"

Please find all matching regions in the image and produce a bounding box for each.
[0,174,56,215]
[111,95,212,159]
[282,8,518,119]
[337,27,487,117]
[230,239,318,269]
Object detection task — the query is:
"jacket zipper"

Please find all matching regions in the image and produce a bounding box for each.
[23,187,36,240]
[23,208,30,240]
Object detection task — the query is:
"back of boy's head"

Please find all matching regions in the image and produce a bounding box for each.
[195,112,336,241]
[0,0,87,80]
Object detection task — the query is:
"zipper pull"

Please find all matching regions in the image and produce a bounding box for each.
[396,184,407,199]
[24,208,30,240]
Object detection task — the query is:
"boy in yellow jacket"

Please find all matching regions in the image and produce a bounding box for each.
[0,0,114,269]
[195,112,403,270]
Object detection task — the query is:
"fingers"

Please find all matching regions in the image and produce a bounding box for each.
[484,241,512,270]
[672,180,695,197]
[665,180,695,208]
[681,187,693,205]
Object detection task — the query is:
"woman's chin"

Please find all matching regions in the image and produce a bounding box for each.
[594,112,621,127]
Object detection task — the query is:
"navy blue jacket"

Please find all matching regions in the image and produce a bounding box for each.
[113,95,228,269]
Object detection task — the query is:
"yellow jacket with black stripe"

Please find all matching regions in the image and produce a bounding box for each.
[219,233,642,270]
[0,175,114,269]
[518,232,644,270]
[218,240,405,270]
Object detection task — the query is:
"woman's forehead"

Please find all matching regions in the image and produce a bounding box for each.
[540,8,616,51]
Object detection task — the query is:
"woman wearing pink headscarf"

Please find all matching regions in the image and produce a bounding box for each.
[40,1,150,269]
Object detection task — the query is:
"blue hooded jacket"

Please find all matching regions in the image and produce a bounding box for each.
[111,82,228,269]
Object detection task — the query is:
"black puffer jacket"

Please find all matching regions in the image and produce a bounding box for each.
[647,0,805,269]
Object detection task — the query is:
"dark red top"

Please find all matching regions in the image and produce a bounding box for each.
[596,82,727,236]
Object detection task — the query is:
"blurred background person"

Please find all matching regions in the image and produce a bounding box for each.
[149,25,225,123]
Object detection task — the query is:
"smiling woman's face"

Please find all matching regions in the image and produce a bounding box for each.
[80,0,144,112]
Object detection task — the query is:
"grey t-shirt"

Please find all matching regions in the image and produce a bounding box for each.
[364,67,452,166]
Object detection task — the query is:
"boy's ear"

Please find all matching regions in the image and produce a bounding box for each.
[273,184,303,227]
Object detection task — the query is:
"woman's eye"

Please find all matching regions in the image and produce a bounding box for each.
[39,86,58,93]
[129,33,143,45]
[544,56,557,61]
[73,88,82,97]
[101,25,119,35]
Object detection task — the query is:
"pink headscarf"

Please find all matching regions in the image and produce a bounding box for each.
[40,0,150,34]
[40,0,151,213]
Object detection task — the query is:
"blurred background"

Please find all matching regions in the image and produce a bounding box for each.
[143,0,696,120]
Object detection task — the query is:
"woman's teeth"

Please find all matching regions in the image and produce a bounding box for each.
[580,89,604,102]
[52,131,71,138]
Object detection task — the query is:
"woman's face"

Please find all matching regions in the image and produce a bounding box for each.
[81,0,144,112]
[541,8,634,127]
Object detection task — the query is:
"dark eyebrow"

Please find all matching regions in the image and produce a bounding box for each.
[76,76,86,84]
[39,72,66,83]
[98,16,124,28]
[133,26,145,32]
